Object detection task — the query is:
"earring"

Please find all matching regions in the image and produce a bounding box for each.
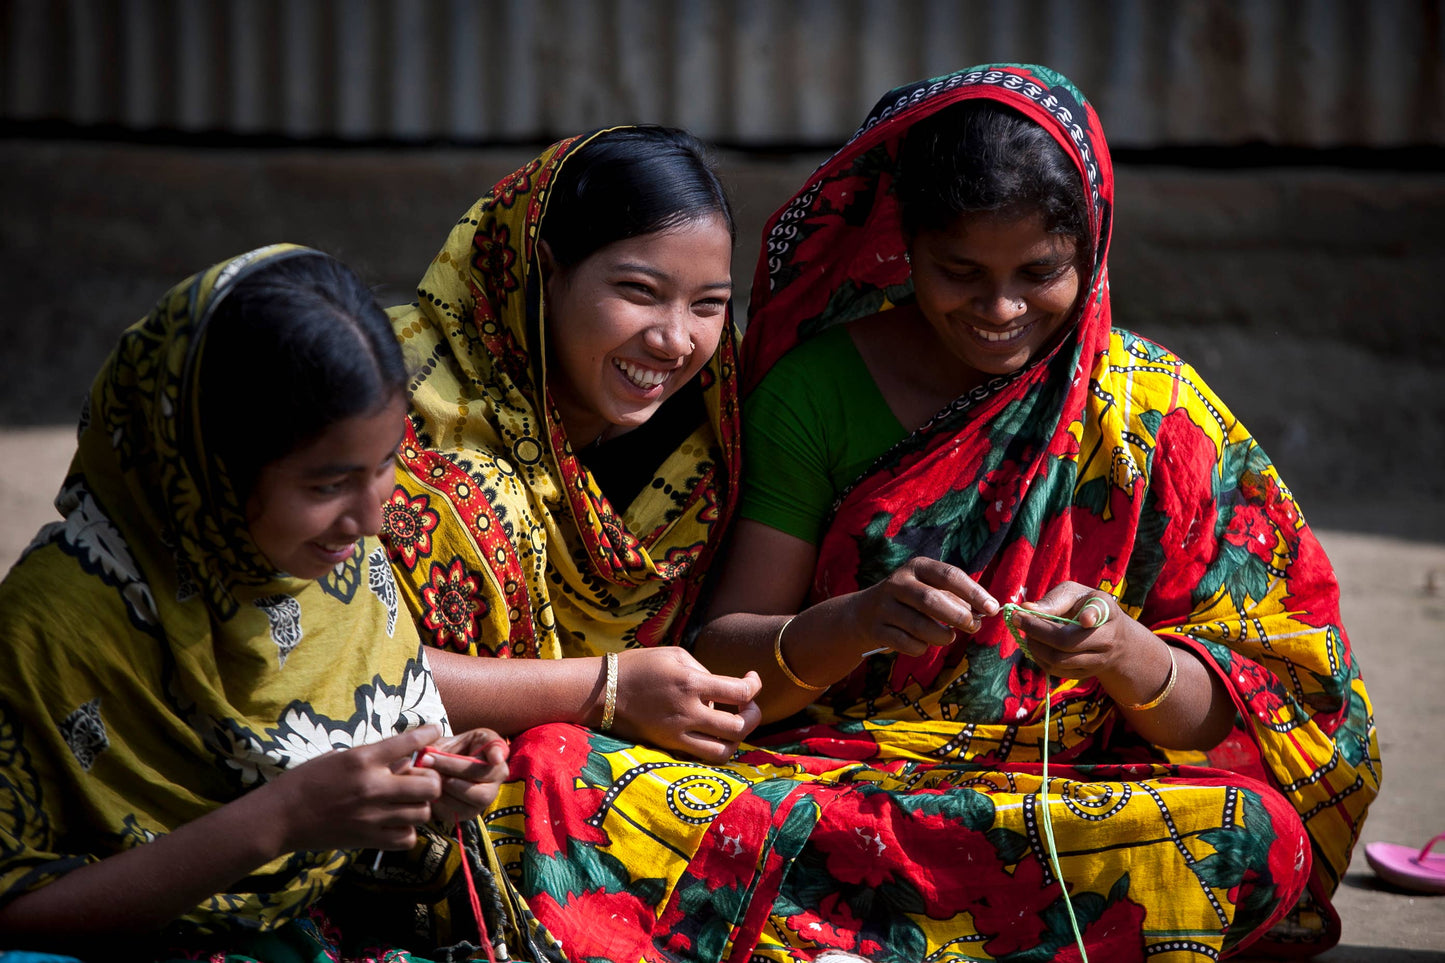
[904,251,911,265]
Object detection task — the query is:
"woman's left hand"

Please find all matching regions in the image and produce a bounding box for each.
[1005,581,1134,679]
[411,727,510,823]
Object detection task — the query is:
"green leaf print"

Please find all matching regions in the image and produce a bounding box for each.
[524,837,632,902]
[1013,455,1077,548]
[937,642,1017,724]
[887,783,995,832]
[854,511,918,590]
[986,827,1031,865]
[873,905,928,963]
[1121,487,1170,609]
[1198,539,1270,610]
[806,279,915,341]
[750,777,800,812]
[1196,789,1279,952]
[1117,328,1171,363]
[1074,475,1111,517]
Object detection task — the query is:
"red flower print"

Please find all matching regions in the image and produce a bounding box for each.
[597,509,644,571]
[420,558,487,651]
[529,887,654,963]
[785,891,865,950]
[473,222,519,298]
[381,488,438,570]
[1223,503,1275,562]
[634,586,683,648]
[1053,888,1147,962]
[509,724,610,857]
[979,461,1025,531]
[493,159,540,208]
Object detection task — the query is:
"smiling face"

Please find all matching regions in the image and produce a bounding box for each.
[907,211,1084,378]
[245,394,407,580]
[541,214,733,447]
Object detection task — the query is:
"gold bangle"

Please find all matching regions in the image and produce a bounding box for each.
[600,652,618,731]
[1124,645,1178,712]
[773,615,826,691]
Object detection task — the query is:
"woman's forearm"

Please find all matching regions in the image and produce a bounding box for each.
[695,598,872,724]
[1096,624,1236,751]
[0,781,288,947]
[429,648,610,734]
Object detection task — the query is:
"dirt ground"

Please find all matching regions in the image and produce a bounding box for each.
[1,425,1440,959]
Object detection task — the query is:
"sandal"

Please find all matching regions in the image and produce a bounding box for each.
[1365,833,1445,894]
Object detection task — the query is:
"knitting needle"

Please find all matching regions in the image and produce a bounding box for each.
[371,748,422,870]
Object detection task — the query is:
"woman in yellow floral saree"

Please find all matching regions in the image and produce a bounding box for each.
[478,67,1379,963]
[0,247,517,961]
[383,126,759,761]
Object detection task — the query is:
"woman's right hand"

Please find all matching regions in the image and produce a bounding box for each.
[612,648,762,763]
[842,557,999,658]
[264,723,448,856]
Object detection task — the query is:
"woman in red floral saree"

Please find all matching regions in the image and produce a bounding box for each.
[489,66,1378,962]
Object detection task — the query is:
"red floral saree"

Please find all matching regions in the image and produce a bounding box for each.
[482,66,1378,962]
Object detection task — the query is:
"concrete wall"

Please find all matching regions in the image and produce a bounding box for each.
[2,139,1441,539]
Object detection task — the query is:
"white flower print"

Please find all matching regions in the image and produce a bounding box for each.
[367,546,399,637]
[59,698,109,771]
[40,480,158,628]
[253,594,303,667]
[207,650,447,785]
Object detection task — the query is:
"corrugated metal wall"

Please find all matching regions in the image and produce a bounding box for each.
[3,0,1441,147]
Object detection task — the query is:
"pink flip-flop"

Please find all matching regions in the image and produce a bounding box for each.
[1365,834,1445,894]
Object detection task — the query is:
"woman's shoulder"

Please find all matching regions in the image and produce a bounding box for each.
[1104,328,1223,405]
[757,323,864,384]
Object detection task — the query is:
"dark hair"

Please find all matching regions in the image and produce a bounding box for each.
[198,252,406,501]
[896,100,1089,246]
[540,126,735,268]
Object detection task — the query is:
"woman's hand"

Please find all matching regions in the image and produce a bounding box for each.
[1004,581,1134,679]
[414,727,510,823]
[265,723,447,855]
[613,647,762,764]
[843,557,1000,658]
[1007,581,1236,751]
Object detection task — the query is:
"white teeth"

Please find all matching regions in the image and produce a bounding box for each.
[975,324,1028,343]
[614,358,669,389]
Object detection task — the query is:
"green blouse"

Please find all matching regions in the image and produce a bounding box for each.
[739,324,908,544]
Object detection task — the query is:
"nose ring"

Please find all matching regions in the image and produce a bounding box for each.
[689,339,696,351]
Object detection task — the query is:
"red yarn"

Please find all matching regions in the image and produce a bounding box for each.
[455,820,498,963]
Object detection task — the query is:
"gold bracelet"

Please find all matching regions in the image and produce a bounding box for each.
[1124,645,1178,712]
[600,651,618,731]
[773,615,826,691]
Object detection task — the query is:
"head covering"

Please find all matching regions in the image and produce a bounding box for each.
[386,131,741,659]
[743,64,1377,952]
[0,245,446,937]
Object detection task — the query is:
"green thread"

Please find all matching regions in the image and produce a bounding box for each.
[1000,599,1110,963]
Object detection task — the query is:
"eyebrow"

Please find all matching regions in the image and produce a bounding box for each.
[613,262,733,290]
[299,443,401,477]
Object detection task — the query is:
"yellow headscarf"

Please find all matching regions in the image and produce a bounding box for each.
[0,245,447,937]
[385,132,741,659]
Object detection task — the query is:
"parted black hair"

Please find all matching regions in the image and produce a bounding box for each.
[541,126,735,268]
[896,99,1089,245]
[199,252,406,502]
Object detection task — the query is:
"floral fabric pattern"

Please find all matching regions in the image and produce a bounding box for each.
[383,132,740,661]
[0,247,452,952]
[483,65,1379,963]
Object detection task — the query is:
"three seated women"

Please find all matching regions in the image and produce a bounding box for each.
[0,63,1377,963]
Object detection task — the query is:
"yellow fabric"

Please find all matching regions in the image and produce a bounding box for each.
[384,134,740,659]
[0,246,447,936]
